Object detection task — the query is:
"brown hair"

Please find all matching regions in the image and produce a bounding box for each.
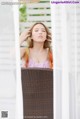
[25,22,52,49]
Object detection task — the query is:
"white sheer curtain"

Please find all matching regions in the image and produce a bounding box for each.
[51,2,80,119]
[13,0,23,118]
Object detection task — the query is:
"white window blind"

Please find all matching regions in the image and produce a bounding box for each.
[0,5,16,98]
[0,4,16,119]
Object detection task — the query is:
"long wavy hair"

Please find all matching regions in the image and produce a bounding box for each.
[25,22,52,49]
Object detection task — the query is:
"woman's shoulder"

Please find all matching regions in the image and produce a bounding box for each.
[49,49,53,61]
[21,47,29,54]
[47,48,53,56]
[22,47,29,60]
[21,47,26,52]
[48,48,53,68]
[25,47,29,54]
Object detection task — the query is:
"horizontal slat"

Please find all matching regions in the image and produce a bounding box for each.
[69,8,80,13]
[0,33,14,37]
[27,3,50,8]
[20,22,51,28]
[54,20,61,23]
[0,47,10,52]
[27,16,50,21]
[0,59,15,64]
[0,38,14,41]
[55,13,62,16]
[27,9,51,14]
[0,53,10,58]
[70,25,79,29]
[0,41,15,47]
[0,66,16,70]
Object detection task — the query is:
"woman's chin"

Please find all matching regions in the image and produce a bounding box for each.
[33,39,45,43]
[34,41,45,43]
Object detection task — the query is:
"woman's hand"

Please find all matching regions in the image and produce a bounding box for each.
[20,29,30,46]
[20,29,31,58]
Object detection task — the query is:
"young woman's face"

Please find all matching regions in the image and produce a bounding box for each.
[31,24,47,43]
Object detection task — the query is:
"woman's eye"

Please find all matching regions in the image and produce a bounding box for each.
[41,29,46,32]
[34,29,39,32]
[42,30,46,32]
[34,29,46,32]
[35,30,38,32]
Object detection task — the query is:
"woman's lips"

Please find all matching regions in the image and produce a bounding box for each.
[38,36,43,38]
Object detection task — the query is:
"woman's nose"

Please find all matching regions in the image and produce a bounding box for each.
[39,30,42,34]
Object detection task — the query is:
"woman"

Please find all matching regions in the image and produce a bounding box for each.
[20,22,53,68]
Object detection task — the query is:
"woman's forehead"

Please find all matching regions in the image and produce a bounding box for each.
[33,24,46,29]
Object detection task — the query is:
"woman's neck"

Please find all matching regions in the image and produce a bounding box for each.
[32,42,44,52]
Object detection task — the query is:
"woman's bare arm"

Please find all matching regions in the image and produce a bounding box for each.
[20,48,26,59]
[20,29,29,58]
